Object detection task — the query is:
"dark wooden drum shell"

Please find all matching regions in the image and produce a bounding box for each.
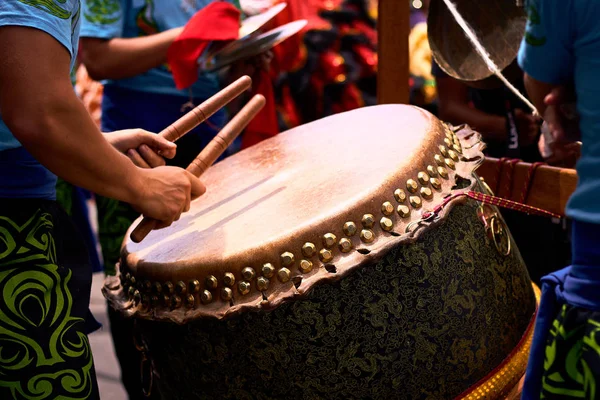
[133,194,536,399]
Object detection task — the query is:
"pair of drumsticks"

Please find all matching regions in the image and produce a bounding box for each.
[130,75,265,243]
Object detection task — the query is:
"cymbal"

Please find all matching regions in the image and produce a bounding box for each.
[199,20,307,72]
[428,0,527,89]
[199,3,288,66]
[239,2,287,38]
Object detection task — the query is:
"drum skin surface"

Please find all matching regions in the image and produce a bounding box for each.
[106,105,537,399]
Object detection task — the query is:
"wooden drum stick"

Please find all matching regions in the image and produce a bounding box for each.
[130,94,267,243]
[159,75,252,142]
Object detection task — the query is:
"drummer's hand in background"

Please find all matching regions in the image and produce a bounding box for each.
[514,109,541,147]
[539,85,581,168]
[104,129,177,168]
[543,85,581,143]
[133,167,206,229]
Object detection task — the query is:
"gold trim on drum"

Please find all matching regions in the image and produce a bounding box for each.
[201,290,213,304]
[301,243,317,258]
[360,229,375,243]
[457,284,541,400]
[406,179,419,193]
[430,178,442,190]
[343,222,358,237]
[277,268,291,282]
[223,273,235,287]
[322,233,337,249]
[338,238,353,253]
[427,165,438,177]
[299,259,314,273]
[256,277,270,291]
[397,205,411,218]
[281,252,295,267]
[381,202,395,216]
[205,275,218,290]
[394,189,407,203]
[439,145,449,157]
[242,267,256,281]
[262,263,276,278]
[362,214,375,229]
[189,280,201,293]
[380,217,394,232]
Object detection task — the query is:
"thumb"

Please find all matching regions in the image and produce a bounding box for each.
[142,132,177,159]
[186,171,206,199]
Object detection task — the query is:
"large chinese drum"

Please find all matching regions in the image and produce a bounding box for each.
[105,105,538,400]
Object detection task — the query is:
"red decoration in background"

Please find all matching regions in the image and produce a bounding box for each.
[167,2,240,90]
[241,69,279,149]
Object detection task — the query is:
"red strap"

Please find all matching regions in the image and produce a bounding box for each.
[496,158,520,198]
[519,162,544,204]
[422,190,560,222]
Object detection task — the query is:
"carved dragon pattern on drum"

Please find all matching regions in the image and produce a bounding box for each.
[0,210,95,400]
[138,201,536,400]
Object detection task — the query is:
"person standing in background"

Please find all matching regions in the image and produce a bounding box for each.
[432,61,572,285]
[518,0,600,398]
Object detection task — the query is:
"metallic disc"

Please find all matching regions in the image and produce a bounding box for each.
[200,20,307,72]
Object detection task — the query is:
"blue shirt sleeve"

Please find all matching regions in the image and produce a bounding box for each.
[80,0,124,39]
[517,0,574,85]
[0,0,76,58]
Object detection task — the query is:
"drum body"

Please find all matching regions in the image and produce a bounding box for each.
[106,105,537,400]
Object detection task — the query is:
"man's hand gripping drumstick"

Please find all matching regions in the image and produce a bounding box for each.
[130,94,267,243]
[123,75,252,168]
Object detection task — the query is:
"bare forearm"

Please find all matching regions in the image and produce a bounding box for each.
[440,103,507,142]
[11,97,143,203]
[80,28,183,80]
[523,73,554,116]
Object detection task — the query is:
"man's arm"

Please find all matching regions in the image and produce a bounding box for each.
[0,26,202,226]
[523,73,557,116]
[518,0,573,103]
[78,0,182,81]
[80,29,182,81]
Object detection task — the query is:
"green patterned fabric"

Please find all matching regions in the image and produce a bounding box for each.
[541,304,600,399]
[96,195,139,276]
[0,200,98,400]
[83,0,120,24]
[55,178,75,216]
[16,0,72,19]
[137,200,537,400]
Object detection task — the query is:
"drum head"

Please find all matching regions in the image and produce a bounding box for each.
[120,105,486,320]
[428,0,527,89]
